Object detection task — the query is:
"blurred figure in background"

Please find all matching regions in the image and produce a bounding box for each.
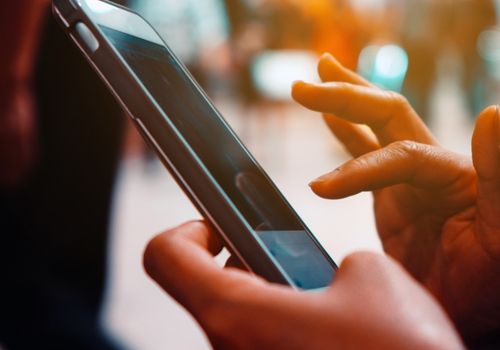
[222,0,264,106]
[398,0,497,121]
[451,0,497,116]
[129,0,229,90]
[308,0,377,70]
[123,0,230,165]
[1,1,125,348]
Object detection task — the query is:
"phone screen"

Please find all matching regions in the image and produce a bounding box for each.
[97,23,335,289]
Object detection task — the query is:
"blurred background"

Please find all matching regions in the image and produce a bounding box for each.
[2,0,500,349]
[100,0,500,349]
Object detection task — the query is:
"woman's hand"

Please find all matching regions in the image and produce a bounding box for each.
[292,53,500,339]
[144,221,463,350]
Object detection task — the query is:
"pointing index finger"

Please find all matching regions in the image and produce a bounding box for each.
[318,53,373,87]
[292,81,438,146]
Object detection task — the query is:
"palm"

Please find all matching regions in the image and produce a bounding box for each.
[375,178,500,337]
[373,181,473,278]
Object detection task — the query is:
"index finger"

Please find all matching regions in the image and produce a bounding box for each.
[292,81,438,146]
[318,54,381,157]
[143,221,254,315]
[318,53,373,87]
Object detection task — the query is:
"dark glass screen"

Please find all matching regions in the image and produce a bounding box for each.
[100,25,335,288]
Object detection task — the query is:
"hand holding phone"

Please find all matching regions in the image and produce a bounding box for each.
[143,221,464,350]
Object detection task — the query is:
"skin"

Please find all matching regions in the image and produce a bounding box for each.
[144,221,464,350]
[0,1,49,187]
[291,53,500,340]
[143,53,500,348]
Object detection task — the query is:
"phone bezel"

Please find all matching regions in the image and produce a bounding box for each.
[52,0,337,290]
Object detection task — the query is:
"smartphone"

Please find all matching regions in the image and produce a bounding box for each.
[52,0,337,290]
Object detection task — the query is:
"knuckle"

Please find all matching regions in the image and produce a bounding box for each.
[341,251,388,272]
[143,229,178,274]
[389,91,410,111]
[318,55,334,80]
[392,140,419,152]
[384,91,411,124]
[349,156,369,170]
[184,220,214,240]
[186,219,208,232]
[389,140,427,158]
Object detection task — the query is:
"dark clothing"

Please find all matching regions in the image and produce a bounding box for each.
[1,12,124,350]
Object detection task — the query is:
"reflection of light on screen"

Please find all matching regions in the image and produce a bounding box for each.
[358,44,408,92]
[478,28,500,80]
[252,50,319,101]
[85,0,114,13]
[130,0,229,63]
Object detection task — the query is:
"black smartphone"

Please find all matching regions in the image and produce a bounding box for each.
[52,0,337,290]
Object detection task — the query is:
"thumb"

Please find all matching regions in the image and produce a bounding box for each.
[472,106,500,247]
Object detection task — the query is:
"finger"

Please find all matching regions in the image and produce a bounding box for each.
[309,140,472,199]
[472,106,500,238]
[323,114,380,157]
[318,53,373,87]
[317,55,380,156]
[143,221,247,315]
[333,251,461,346]
[292,81,437,146]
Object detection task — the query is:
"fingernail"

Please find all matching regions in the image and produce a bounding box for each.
[321,52,332,60]
[309,168,341,187]
[309,176,330,188]
[292,80,305,88]
[321,52,338,64]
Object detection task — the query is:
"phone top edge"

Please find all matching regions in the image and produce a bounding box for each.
[53,0,297,286]
[52,0,337,289]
